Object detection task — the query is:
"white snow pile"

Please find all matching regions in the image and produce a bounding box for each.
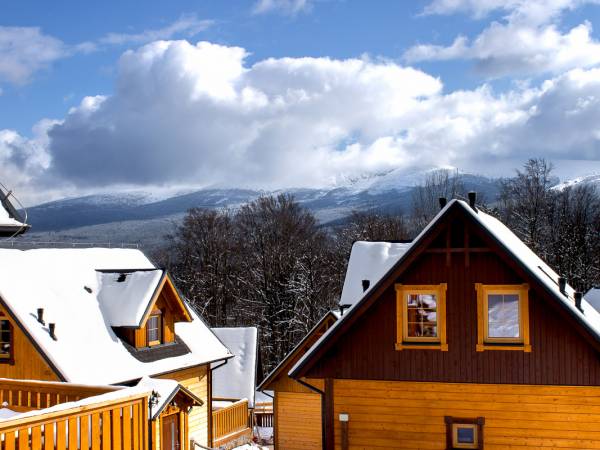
[97,269,164,327]
[0,248,231,385]
[340,241,412,306]
[211,327,258,407]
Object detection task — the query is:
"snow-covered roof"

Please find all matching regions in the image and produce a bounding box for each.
[585,288,600,313]
[97,269,164,327]
[0,248,232,385]
[340,241,412,306]
[290,200,600,377]
[211,327,258,408]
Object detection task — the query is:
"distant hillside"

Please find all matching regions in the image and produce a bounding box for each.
[18,171,502,251]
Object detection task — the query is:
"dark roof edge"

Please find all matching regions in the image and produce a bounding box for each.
[258,310,338,391]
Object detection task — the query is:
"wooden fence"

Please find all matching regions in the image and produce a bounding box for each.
[0,379,117,412]
[0,392,148,450]
[211,400,250,448]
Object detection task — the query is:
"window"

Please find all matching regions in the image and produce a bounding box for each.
[147,312,162,346]
[395,284,447,351]
[475,284,530,352]
[445,417,484,450]
[0,316,13,363]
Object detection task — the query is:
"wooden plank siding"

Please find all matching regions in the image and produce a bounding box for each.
[158,365,210,447]
[307,243,600,385]
[0,305,59,381]
[276,392,322,450]
[332,379,600,449]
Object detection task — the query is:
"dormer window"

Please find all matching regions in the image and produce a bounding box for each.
[147,311,162,346]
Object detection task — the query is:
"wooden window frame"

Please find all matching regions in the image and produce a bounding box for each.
[395,283,448,351]
[445,416,484,450]
[0,315,14,365]
[475,283,531,352]
[147,310,163,347]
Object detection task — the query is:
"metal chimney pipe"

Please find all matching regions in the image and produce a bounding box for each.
[468,192,477,209]
[575,292,583,311]
[48,323,57,341]
[558,277,567,294]
[36,308,45,325]
[361,279,370,292]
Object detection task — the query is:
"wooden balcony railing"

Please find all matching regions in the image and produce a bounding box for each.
[0,391,148,450]
[211,399,249,446]
[0,379,118,412]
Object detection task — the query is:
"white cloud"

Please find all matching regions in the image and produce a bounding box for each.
[0,26,67,85]
[252,0,312,15]
[4,40,600,204]
[409,0,600,78]
[99,15,214,46]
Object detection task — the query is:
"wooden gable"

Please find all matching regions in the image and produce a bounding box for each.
[292,201,600,386]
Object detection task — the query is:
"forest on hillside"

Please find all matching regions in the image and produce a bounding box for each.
[156,159,600,374]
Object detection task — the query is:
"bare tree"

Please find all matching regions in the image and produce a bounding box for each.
[411,169,465,230]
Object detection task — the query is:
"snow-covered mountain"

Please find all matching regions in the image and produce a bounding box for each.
[17,170,501,249]
[552,173,600,191]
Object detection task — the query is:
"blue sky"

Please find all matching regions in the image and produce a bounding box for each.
[2,0,600,204]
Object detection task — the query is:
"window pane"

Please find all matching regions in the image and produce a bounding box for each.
[0,320,10,356]
[488,294,520,338]
[406,293,438,338]
[456,426,475,444]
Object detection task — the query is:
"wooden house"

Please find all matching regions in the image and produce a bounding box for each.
[284,197,600,450]
[258,311,339,450]
[0,248,234,450]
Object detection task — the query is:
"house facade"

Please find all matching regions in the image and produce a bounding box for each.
[0,248,232,450]
[287,198,600,450]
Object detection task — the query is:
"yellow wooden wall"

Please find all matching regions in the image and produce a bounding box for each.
[0,306,59,381]
[333,379,600,449]
[159,365,210,447]
[276,391,322,450]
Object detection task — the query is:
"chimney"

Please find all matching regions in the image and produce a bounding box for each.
[36,308,45,326]
[468,192,477,209]
[339,304,351,316]
[361,279,370,292]
[575,292,583,311]
[558,277,567,295]
[48,323,57,341]
[439,197,447,209]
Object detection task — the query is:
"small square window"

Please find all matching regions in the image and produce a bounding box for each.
[445,416,483,450]
[452,424,477,449]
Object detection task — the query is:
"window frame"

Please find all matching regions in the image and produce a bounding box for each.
[0,313,14,365]
[445,416,484,450]
[146,310,163,347]
[395,283,447,351]
[475,283,531,352]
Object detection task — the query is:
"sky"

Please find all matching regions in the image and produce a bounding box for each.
[2,0,600,205]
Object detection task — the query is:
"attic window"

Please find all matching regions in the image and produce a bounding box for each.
[475,284,531,352]
[147,312,162,346]
[395,284,448,351]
